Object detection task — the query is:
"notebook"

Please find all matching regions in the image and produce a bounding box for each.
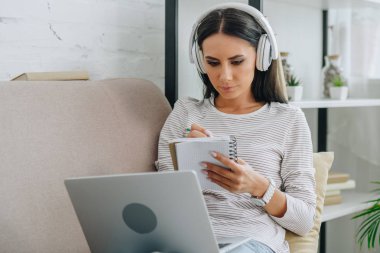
[169,136,237,191]
[65,171,251,253]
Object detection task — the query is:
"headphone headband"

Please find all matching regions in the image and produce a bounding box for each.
[189,2,279,71]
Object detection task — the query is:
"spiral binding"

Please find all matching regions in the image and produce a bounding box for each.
[228,136,238,162]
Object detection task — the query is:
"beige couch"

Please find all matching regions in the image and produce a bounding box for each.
[0,78,332,253]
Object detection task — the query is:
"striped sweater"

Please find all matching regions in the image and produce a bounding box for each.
[155,97,316,253]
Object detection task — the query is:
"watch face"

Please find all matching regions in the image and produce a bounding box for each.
[251,178,276,207]
[252,197,265,207]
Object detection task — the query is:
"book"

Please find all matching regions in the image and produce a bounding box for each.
[11,71,89,81]
[327,172,350,184]
[326,179,356,191]
[325,189,341,197]
[169,136,237,191]
[324,194,343,206]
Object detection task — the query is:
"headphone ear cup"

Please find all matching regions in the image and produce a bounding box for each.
[256,34,272,71]
[195,44,206,74]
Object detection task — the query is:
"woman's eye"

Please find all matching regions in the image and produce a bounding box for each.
[231,60,244,65]
[207,61,219,66]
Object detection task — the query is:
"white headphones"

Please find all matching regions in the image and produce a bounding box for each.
[189,2,279,73]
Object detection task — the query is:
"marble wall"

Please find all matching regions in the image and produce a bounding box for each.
[0,0,165,91]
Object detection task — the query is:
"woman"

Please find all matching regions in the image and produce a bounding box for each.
[156,3,316,253]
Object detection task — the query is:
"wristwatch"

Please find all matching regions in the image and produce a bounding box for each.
[251,178,276,207]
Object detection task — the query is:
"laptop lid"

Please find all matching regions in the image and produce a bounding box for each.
[65,171,224,253]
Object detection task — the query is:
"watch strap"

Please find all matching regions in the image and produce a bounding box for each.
[251,178,276,207]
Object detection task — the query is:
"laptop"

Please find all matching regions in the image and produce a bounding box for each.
[65,171,251,253]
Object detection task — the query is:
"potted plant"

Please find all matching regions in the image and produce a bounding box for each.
[329,75,348,100]
[286,75,303,101]
[353,181,380,249]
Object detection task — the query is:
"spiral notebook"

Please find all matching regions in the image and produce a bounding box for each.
[169,136,237,191]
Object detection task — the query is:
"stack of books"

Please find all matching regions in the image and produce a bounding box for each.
[324,172,356,206]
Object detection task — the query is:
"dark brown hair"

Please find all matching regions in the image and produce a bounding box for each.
[194,8,287,103]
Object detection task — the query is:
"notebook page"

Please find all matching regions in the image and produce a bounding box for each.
[175,140,231,191]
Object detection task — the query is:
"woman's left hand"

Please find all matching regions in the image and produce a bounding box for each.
[203,151,269,197]
[205,152,288,217]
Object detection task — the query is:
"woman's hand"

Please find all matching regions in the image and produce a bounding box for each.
[186,123,213,138]
[202,151,269,197]
[203,151,287,217]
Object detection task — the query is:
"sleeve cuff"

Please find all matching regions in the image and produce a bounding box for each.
[271,193,315,236]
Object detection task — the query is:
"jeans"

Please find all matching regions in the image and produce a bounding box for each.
[228,239,275,253]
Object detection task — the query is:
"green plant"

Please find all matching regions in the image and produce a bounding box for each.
[352,181,380,249]
[287,75,301,87]
[332,75,346,87]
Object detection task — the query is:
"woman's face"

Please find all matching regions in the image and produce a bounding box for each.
[201,32,256,101]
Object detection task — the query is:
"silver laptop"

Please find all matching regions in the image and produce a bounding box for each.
[65,171,250,253]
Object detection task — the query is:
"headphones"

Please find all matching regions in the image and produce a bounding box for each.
[189,2,279,73]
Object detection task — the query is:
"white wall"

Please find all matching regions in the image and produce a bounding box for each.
[0,0,165,91]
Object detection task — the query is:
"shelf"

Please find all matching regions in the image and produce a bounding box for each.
[267,0,379,9]
[289,98,380,109]
[322,191,376,222]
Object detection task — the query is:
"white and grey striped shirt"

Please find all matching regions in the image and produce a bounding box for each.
[155,97,316,253]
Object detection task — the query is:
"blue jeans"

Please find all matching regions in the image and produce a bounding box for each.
[228,239,275,253]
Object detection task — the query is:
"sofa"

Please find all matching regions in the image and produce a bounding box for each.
[0,78,333,253]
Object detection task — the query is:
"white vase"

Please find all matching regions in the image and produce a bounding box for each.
[329,86,348,100]
[286,86,303,101]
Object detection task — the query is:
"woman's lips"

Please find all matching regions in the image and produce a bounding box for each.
[220,86,235,92]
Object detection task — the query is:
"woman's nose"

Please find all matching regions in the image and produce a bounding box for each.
[219,64,233,81]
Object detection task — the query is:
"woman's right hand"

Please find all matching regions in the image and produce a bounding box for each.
[186,123,213,138]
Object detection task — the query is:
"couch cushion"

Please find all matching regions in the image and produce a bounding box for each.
[286,152,334,253]
[0,78,171,253]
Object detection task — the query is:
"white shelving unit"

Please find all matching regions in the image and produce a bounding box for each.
[290,98,380,109]
[289,98,380,223]
[322,191,375,222]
